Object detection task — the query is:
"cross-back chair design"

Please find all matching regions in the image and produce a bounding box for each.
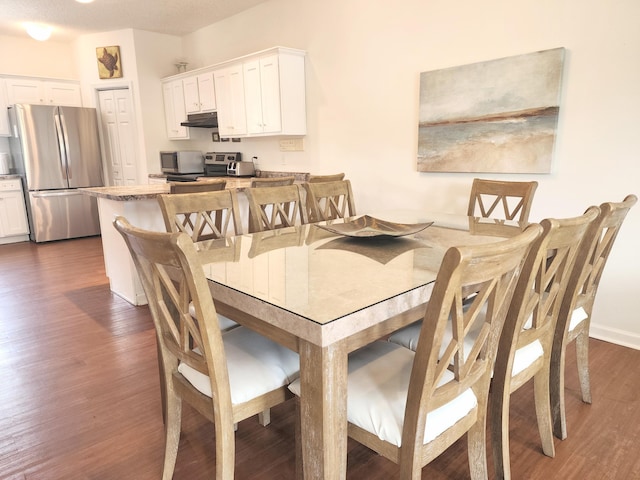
[467,178,538,222]
[157,190,243,242]
[307,172,345,183]
[169,178,227,194]
[489,207,599,480]
[250,176,295,188]
[550,194,637,440]
[290,225,540,479]
[303,179,356,223]
[245,184,308,233]
[113,216,299,480]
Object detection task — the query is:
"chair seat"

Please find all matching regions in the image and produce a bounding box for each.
[289,341,477,447]
[188,302,239,331]
[178,326,299,405]
[388,322,543,376]
[568,306,588,332]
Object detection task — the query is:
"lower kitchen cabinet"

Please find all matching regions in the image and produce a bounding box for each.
[0,178,30,244]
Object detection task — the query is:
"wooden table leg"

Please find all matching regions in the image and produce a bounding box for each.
[299,340,348,480]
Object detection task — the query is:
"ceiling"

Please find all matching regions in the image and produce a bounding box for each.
[0,0,270,42]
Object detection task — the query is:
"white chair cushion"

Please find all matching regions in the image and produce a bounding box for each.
[289,341,477,447]
[189,301,239,331]
[568,306,589,332]
[389,321,543,378]
[178,326,299,405]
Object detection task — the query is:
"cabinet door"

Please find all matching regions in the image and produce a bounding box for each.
[197,72,216,111]
[162,81,189,139]
[0,183,29,237]
[258,55,282,133]
[45,82,82,106]
[243,60,263,134]
[183,76,201,114]
[0,79,10,136]
[5,78,46,104]
[214,65,246,137]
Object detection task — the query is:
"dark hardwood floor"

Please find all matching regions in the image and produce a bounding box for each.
[1,236,639,479]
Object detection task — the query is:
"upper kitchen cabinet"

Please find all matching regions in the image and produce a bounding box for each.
[183,71,216,114]
[0,79,9,136]
[4,77,82,107]
[214,64,247,137]
[162,79,189,140]
[242,50,306,136]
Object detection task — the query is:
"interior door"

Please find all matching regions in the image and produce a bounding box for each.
[98,88,138,186]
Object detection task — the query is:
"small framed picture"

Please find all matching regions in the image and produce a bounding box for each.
[96,46,122,79]
[212,132,220,142]
[221,137,230,142]
[232,138,241,142]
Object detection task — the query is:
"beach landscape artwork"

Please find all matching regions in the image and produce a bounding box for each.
[417,48,565,173]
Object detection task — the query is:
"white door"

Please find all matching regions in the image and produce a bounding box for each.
[98,88,139,186]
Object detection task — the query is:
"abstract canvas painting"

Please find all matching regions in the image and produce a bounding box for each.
[417,48,565,173]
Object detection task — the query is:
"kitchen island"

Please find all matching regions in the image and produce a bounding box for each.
[81,173,308,305]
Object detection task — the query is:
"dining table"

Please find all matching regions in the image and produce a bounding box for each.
[197,211,526,479]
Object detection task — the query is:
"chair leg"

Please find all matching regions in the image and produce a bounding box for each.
[575,326,592,404]
[258,408,272,426]
[294,398,303,480]
[162,387,182,480]
[550,342,568,440]
[214,420,237,480]
[490,385,512,480]
[468,409,489,480]
[533,370,555,458]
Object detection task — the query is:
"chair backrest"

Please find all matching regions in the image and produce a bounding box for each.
[113,216,234,417]
[245,184,308,233]
[157,190,243,241]
[303,179,356,223]
[557,194,637,338]
[400,224,540,455]
[169,178,227,194]
[493,207,600,384]
[308,173,345,183]
[250,176,295,188]
[467,178,538,222]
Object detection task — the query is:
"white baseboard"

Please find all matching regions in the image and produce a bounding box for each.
[590,324,640,351]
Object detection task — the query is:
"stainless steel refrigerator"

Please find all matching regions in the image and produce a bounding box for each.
[8,104,104,242]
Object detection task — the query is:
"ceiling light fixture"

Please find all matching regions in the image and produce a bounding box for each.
[76,0,95,3]
[25,23,53,41]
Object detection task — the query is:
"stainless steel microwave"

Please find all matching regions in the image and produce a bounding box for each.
[160,151,204,174]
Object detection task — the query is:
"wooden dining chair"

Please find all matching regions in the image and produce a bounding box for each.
[489,207,599,479]
[245,184,308,233]
[303,179,356,223]
[290,224,541,479]
[169,178,227,194]
[307,172,345,183]
[468,178,538,222]
[157,190,243,242]
[550,194,637,440]
[113,216,299,480]
[250,176,295,188]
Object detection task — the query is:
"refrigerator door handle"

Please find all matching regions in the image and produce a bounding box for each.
[30,190,86,198]
[54,109,71,179]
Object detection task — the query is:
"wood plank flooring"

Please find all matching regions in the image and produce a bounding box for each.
[1,236,639,479]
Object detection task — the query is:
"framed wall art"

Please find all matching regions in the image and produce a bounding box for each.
[96,46,122,79]
[417,48,565,174]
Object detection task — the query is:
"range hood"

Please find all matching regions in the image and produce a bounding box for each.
[180,112,218,128]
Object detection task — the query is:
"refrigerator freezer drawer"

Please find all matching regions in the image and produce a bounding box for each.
[28,190,100,242]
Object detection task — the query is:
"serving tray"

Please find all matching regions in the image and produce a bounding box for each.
[316,215,433,238]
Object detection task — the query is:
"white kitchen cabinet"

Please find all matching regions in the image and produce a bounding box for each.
[5,78,82,107]
[0,178,30,244]
[183,71,216,114]
[162,79,189,139]
[0,79,10,136]
[214,64,247,137]
[225,48,306,137]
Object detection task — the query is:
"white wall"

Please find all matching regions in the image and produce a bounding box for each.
[178,0,640,347]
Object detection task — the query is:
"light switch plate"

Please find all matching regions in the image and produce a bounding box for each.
[279,138,304,151]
